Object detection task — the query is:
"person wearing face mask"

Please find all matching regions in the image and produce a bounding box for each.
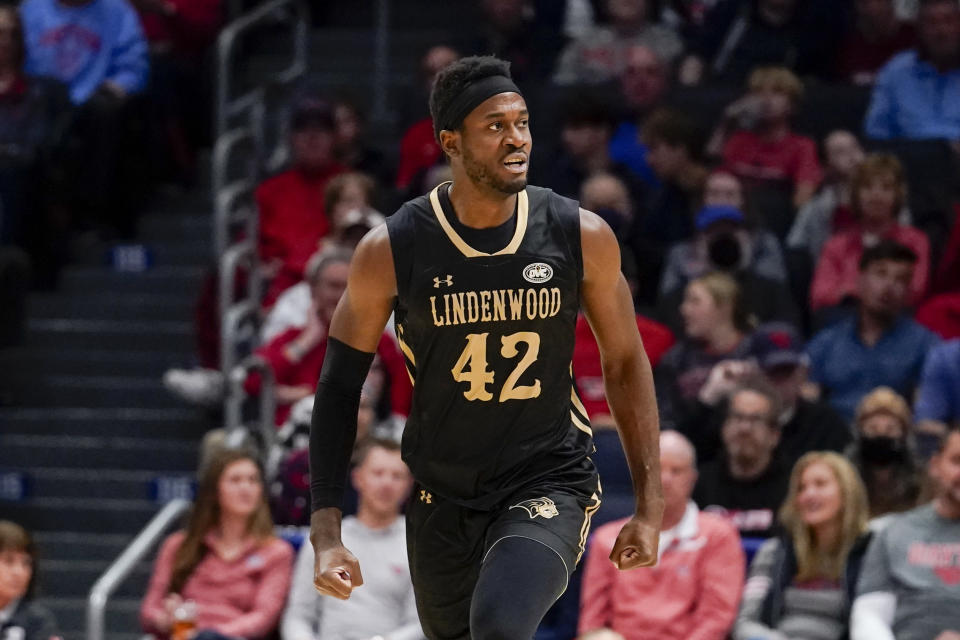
[733,453,873,640]
[658,202,788,301]
[847,387,922,521]
[0,521,58,640]
[810,153,929,315]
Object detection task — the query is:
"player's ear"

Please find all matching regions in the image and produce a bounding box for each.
[439,129,460,158]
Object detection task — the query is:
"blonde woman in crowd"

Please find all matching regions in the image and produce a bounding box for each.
[734,453,872,640]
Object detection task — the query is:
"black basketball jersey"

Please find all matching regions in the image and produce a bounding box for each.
[386,183,594,510]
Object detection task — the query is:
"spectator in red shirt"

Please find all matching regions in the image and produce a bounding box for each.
[836,0,916,85]
[810,153,929,312]
[710,66,823,209]
[579,431,744,640]
[573,313,674,422]
[141,448,293,640]
[395,45,458,194]
[257,96,345,305]
[244,249,411,425]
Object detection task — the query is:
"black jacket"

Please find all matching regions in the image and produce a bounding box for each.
[758,532,874,640]
[1,599,58,640]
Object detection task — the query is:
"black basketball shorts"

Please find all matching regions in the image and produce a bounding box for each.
[405,457,602,639]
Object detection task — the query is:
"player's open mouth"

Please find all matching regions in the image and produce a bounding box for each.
[503,155,527,174]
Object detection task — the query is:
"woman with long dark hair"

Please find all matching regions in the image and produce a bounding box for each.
[0,521,58,640]
[141,448,293,640]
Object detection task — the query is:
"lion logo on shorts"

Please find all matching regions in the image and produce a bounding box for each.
[509,497,560,519]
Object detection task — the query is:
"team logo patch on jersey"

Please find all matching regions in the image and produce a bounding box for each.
[509,497,560,519]
[522,262,553,284]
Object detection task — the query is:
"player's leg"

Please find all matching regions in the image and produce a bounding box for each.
[470,466,602,640]
[469,536,568,640]
[406,483,486,640]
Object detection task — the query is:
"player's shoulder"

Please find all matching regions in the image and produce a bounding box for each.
[526,185,579,221]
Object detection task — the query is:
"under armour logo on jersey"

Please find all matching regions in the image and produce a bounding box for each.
[509,497,559,519]
[419,490,433,504]
[433,275,454,288]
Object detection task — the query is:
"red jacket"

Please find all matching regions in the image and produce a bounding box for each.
[579,506,744,640]
[809,224,930,310]
[138,0,222,55]
[245,328,412,425]
[395,117,441,190]
[256,166,345,304]
[573,314,674,419]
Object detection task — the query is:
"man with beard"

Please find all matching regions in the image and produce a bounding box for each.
[851,427,960,640]
[693,380,791,540]
[806,240,940,422]
[308,56,663,640]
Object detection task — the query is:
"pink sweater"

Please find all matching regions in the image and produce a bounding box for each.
[140,531,293,639]
[579,507,745,640]
[810,224,930,311]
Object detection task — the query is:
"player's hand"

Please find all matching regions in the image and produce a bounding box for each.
[609,514,660,570]
[313,542,364,600]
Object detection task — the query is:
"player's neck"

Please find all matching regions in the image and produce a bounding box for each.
[447,179,518,229]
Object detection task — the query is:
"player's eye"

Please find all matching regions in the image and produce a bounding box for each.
[489,121,502,131]
[518,119,529,128]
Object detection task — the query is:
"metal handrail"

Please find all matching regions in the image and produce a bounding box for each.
[224,355,277,453]
[86,499,190,640]
[213,178,255,261]
[215,0,308,139]
[212,127,255,204]
[218,241,260,355]
[220,298,258,375]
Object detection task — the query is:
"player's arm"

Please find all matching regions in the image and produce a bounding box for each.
[309,224,396,599]
[579,208,664,570]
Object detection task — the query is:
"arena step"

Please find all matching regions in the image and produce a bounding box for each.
[0,347,191,378]
[4,498,165,535]
[44,597,144,640]
[26,319,194,352]
[0,435,198,471]
[59,266,205,295]
[0,407,209,439]
[28,292,194,323]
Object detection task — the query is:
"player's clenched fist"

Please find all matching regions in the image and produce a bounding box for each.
[313,543,364,600]
[609,514,660,570]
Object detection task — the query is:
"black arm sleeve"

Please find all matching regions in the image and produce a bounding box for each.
[309,336,376,512]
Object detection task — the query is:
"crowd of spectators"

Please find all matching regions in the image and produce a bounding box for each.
[4,0,960,639]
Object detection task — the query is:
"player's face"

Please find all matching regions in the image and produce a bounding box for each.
[933,432,960,508]
[0,548,31,605]
[353,448,412,518]
[458,92,531,195]
[217,459,263,519]
[795,461,843,531]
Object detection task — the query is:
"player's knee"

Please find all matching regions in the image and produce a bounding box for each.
[470,601,522,640]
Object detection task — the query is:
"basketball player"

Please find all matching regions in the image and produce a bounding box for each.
[309,56,663,640]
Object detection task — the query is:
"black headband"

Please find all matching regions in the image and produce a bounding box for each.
[434,75,523,139]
